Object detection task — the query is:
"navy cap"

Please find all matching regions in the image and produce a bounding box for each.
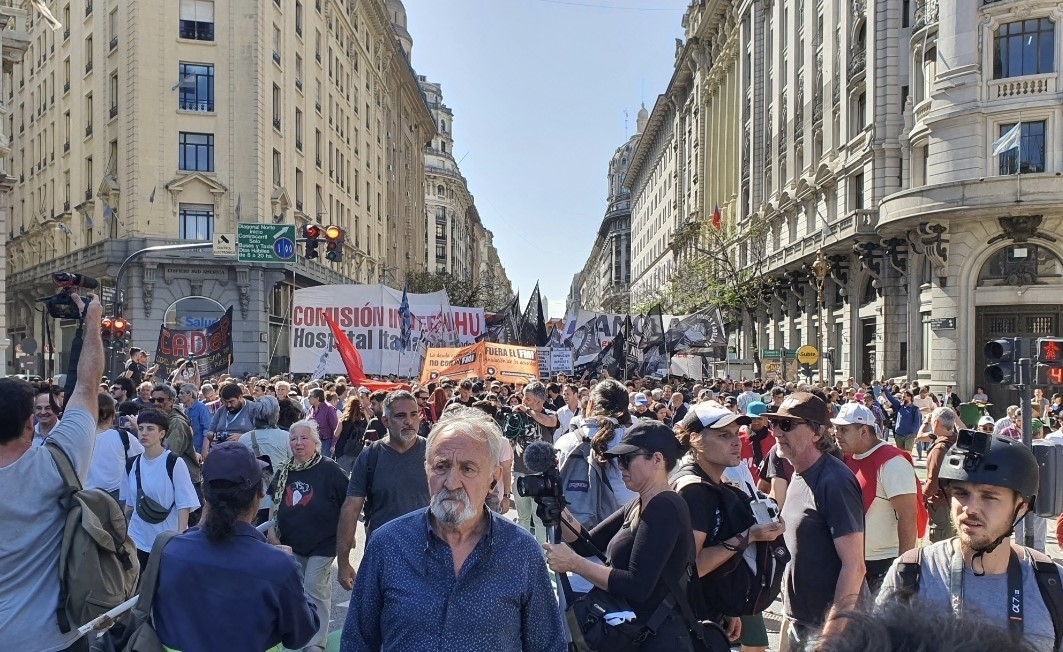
[202,441,268,488]
[604,420,681,459]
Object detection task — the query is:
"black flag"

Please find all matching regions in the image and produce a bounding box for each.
[667,307,727,354]
[518,283,549,347]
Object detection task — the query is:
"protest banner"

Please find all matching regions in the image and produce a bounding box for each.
[419,341,540,385]
[550,349,573,375]
[155,306,234,377]
[290,284,485,376]
[537,348,551,379]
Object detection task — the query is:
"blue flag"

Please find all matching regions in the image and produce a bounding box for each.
[398,280,412,350]
[102,201,114,221]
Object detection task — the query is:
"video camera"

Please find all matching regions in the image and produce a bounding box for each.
[516,440,567,526]
[37,272,98,320]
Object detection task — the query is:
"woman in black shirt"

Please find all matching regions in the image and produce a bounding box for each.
[544,421,695,651]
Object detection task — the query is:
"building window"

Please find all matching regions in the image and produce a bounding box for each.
[178,62,214,111]
[920,312,932,371]
[179,203,214,240]
[435,223,446,239]
[994,18,1054,79]
[273,149,281,186]
[272,25,281,64]
[108,74,118,118]
[179,0,215,41]
[295,1,303,36]
[851,172,865,210]
[179,131,214,171]
[436,244,446,260]
[998,121,1046,174]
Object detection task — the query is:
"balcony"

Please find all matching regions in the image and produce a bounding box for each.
[295,78,302,90]
[273,116,281,130]
[109,105,117,119]
[85,60,93,74]
[848,49,866,79]
[273,51,281,65]
[295,139,303,150]
[179,99,214,112]
[989,74,1055,99]
[109,36,117,51]
[913,98,932,124]
[913,0,938,32]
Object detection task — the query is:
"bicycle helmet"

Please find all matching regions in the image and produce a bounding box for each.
[938,433,1038,508]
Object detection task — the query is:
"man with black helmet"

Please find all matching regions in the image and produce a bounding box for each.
[877,433,1063,651]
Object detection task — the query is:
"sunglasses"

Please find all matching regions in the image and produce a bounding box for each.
[770,418,814,432]
[617,451,653,469]
[150,397,169,403]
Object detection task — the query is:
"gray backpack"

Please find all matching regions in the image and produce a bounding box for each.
[558,427,620,529]
[46,443,140,634]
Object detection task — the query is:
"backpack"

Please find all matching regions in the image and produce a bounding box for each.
[896,545,1063,652]
[117,427,136,474]
[558,430,619,529]
[45,442,140,634]
[672,466,790,617]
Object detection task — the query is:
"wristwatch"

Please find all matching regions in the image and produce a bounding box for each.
[502,492,513,499]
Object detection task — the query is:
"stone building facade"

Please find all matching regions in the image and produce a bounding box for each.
[3,0,434,376]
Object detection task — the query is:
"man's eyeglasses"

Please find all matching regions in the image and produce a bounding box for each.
[770,418,815,432]
[617,451,653,469]
[150,397,168,404]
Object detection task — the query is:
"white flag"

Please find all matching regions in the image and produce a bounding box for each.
[992,123,1022,156]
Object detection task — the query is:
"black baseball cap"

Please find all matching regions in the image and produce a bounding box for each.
[202,441,268,489]
[604,421,681,459]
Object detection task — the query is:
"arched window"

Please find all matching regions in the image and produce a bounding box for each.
[977,244,1063,287]
[436,184,445,196]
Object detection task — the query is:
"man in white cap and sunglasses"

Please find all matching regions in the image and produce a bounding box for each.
[764,392,865,650]
[832,402,921,596]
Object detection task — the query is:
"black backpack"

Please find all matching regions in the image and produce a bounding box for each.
[896,545,1063,652]
[672,465,789,617]
[116,427,136,474]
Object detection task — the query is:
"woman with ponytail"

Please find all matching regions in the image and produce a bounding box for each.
[151,442,320,652]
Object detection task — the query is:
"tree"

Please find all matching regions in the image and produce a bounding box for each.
[404,269,513,312]
[633,212,772,324]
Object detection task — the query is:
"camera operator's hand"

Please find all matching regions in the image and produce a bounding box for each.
[749,520,785,543]
[71,292,102,324]
[542,542,583,575]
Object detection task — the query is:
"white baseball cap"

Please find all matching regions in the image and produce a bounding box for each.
[830,403,877,428]
[978,415,995,426]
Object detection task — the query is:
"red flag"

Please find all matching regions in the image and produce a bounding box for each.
[711,204,722,230]
[323,314,366,383]
[323,314,411,392]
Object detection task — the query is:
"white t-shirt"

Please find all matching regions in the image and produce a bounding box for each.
[554,404,579,442]
[86,428,144,493]
[122,451,201,552]
[852,441,917,561]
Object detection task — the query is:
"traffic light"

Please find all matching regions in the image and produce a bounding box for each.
[100,316,131,342]
[1036,337,1063,386]
[303,224,321,259]
[325,225,345,262]
[984,338,1022,385]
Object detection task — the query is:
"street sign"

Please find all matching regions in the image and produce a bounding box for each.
[930,317,956,330]
[763,348,790,359]
[237,224,296,263]
[796,345,820,366]
[213,233,237,257]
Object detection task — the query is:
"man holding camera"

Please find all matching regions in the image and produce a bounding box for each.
[122,347,148,386]
[511,382,559,546]
[0,293,104,652]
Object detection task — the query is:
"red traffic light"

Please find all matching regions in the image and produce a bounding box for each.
[304,224,322,239]
[113,318,127,331]
[1037,337,1063,363]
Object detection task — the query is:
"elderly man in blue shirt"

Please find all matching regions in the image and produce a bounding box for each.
[341,406,566,652]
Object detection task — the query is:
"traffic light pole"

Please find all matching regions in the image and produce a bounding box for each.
[1018,357,1035,549]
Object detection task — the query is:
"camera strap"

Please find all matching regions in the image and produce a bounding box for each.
[948,545,1024,643]
[61,321,85,401]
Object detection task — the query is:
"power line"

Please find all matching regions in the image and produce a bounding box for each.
[528,0,682,11]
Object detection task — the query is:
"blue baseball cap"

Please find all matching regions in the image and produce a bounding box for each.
[745,401,768,418]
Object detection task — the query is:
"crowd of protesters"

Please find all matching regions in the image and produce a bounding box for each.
[2,300,1062,652]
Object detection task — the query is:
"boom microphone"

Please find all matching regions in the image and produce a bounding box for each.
[522,440,558,474]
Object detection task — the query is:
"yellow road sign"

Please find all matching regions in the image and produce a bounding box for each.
[796,345,820,366]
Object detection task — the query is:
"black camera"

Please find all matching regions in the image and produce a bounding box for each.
[516,440,568,526]
[37,272,98,319]
[957,428,992,457]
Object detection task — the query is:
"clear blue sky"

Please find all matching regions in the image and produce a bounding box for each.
[407,0,684,318]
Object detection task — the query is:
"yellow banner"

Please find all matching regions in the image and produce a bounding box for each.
[419,342,540,385]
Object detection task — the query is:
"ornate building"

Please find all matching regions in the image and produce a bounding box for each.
[3,0,433,375]
[573,108,643,315]
[0,1,28,376]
